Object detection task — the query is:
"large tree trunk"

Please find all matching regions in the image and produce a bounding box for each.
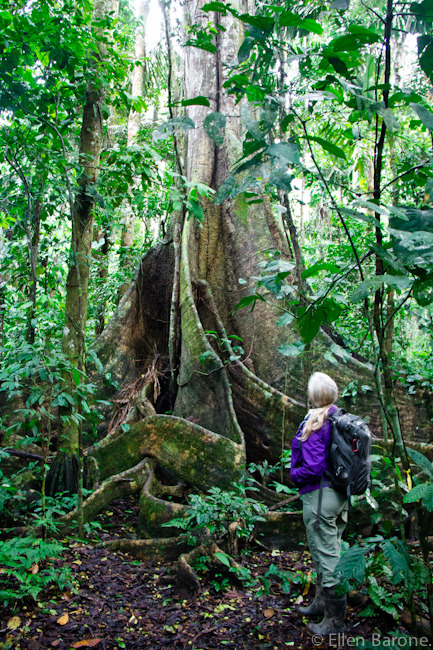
[79,0,378,538]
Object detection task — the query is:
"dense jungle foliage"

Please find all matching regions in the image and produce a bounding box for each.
[1,0,433,646]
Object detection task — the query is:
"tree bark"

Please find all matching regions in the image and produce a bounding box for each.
[118,0,150,299]
[50,0,119,495]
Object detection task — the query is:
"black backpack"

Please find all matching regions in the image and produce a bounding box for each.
[325,408,372,498]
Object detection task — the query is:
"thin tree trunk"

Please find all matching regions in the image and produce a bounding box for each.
[51,0,119,496]
[118,0,150,299]
[372,0,406,460]
[95,229,110,338]
[27,184,43,345]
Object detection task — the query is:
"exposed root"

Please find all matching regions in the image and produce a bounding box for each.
[177,547,204,590]
[59,460,150,529]
[94,536,191,561]
[138,460,188,537]
[87,414,245,489]
[250,511,304,550]
[177,539,244,591]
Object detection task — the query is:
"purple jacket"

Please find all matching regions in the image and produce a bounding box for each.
[290,405,338,495]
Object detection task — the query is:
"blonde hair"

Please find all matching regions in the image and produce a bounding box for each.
[301,372,338,441]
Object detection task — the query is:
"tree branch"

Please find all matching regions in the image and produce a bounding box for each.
[380,161,430,193]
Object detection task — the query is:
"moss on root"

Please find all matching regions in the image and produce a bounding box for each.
[87,414,245,491]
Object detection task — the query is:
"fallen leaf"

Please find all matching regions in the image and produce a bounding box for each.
[264,608,274,619]
[71,640,102,648]
[294,595,303,605]
[7,616,21,630]
[51,640,61,647]
[72,560,82,566]
[56,613,69,626]
[302,581,311,596]
[31,563,39,574]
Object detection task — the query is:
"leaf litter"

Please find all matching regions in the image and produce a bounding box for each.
[0,496,415,649]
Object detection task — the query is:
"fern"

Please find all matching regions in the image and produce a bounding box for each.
[368,576,400,620]
[0,536,73,606]
[381,539,409,585]
[335,544,367,585]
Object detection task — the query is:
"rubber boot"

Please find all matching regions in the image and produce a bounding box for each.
[306,587,346,636]
[297,583,325,618]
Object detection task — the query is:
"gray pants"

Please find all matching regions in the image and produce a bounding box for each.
[302,487,348,588]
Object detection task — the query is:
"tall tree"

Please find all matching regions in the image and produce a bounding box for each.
[52,0,119,492]
[118,0,151,299]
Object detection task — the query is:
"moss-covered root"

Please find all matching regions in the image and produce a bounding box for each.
[177,540,244,591]
[88,414,245,490]
[177,545,207,590]
[94,537,191,561]
[59,460,150,529]
[137,461,188,538]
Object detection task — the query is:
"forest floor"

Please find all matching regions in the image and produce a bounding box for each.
[0,496,422,650]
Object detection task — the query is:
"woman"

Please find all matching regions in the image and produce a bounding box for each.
[290,372,348,636]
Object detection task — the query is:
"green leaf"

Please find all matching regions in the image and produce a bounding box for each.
[381,539,409,584]
[410,102,433,132]
[307,136,346,160]
[234,293,266,312]
[337,206,382,229]
[413,275,433,306]
[214,175,237,205]
[406,447,433,479]
[279,12,323,35]
[411,0,433,22]
[324,350,338,365]
[302,261,340,279]
[187,199,205,223]
[241,104,267,141]
[277,312,294,327]
[336,544,367,584]
[267,142,300,165]
[181,96,210,107]
[240,13,274,32]
[202,1,235,14]
[371,244,406,273]
[330,343,351,363]
[329,26,380,53]
[238,37,255,63]
[296,307,322,343]
[153,116,195,141]
[269,169,293,192]
[377,107,400,133]
[350,275,412,302]
[203,112,226,146]
[418,35,433,82]
[214,551,232,567]
[403,483,430,504]
[390,224,433,271]
[259,274,284,294]
[277,341,305,357]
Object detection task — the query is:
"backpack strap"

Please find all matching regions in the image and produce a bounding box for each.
[315,406,346,528]
[314,476,324,530]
